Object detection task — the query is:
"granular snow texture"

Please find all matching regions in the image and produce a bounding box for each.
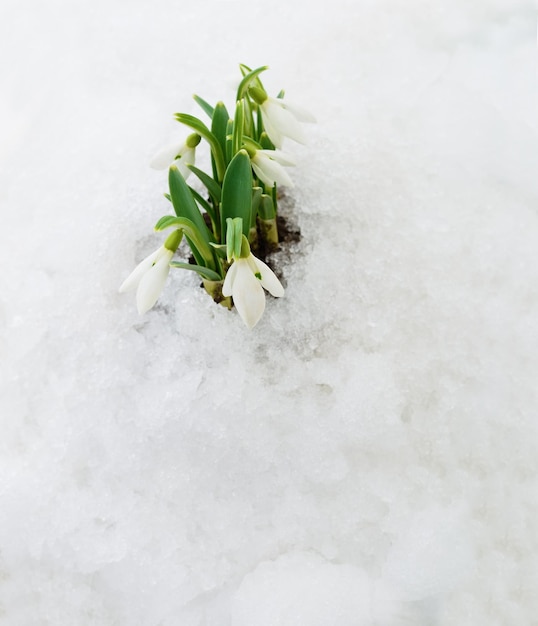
[1,1,537,624]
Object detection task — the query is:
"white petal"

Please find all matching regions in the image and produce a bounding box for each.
[252,154,294,188]
[252,257,284,297]
[222,261,238,297]
[265,101,307,144]
[150,142,185,170]
[232,260,266,328]
[182,147,195,166]
[135,251,171,314]
[251,162,276,188]
[261,106,284,148]
[175,147,196,179]
[258,149,296,166]
[274,97,317,123]
[176,159,191,180]
[119,247,161,293]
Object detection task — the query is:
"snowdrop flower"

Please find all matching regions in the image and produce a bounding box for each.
[119,230,182,314]
[223,249,284,329]
[150,133,201,178]
[249,87,316,149]
[250,149,295,188]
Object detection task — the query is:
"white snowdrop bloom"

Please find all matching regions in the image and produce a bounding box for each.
[250,88,316,148]
[120,231,181,314]
[251,149,296,188]
[222,253,284,328]
[150,133,201,178]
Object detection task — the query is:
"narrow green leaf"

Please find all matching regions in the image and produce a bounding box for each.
[189,243,205,268]
[243,94,254,138]
[272,182,278,213]
[225,119,234,164]
[243,136,262,151]
[174,113,210,136]
[251,186,262,228]
[154,215,215,270]
[225,218,234,261]
[170,262,222,282]
[256,106,265,142]
[189,186,219,241]
[259,131,274,150]
[187,164,222,204]
[168,165,210,243]
[220,150,252,240]
[210,242,228,259]
[258,194,276,220]
[211,102,230,169]
[225,217,243,261]
[188,186,212,213]
[175,113,226,181]
[193,94,214,118]
[252,186,262,210]
[233,217,243,259]
[237,65,269,101]
[232,99,244,157]
[155,215,183,230]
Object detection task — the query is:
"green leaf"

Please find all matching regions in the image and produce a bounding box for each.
[211,102,230,169]
[170,262,222,282]
[175,113,226,181]
[256,107,265,142]
[232,99,244,157]
[252,186,262,209]
[168,165,211,242]
[188,186,212,213]
[189,186,218,239]
[225,217,243,261]
[233,217,243,259]
[243,94,254,138]
[220,150,252,240]
[210,242,227,258]
[225,119,234,164]
[251,186,262,228]
[154,215,216,270]
[187,164,222,204]
[236,65,269,101]
[225,218,234,261]
[155,215,184,230]
[258,193,276,220]
[259,132,274,150]
[243,136,262,151]
[193,94,214,118]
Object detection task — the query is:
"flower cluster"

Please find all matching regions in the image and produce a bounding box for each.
[120,64,315,327]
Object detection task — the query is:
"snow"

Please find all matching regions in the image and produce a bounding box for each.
[1,0,538,624]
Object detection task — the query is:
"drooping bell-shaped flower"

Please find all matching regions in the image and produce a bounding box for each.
[250,149,296,188]
[249,87,316,149]
[150,133,201,179]
[119,230,182,314]
[222,240,284,329]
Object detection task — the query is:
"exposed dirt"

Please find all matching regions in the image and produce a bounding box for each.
[189,194,302,304]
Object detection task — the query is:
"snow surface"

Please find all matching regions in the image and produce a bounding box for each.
[1,0,538,624]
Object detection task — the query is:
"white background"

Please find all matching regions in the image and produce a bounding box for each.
[1,0,537,624]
